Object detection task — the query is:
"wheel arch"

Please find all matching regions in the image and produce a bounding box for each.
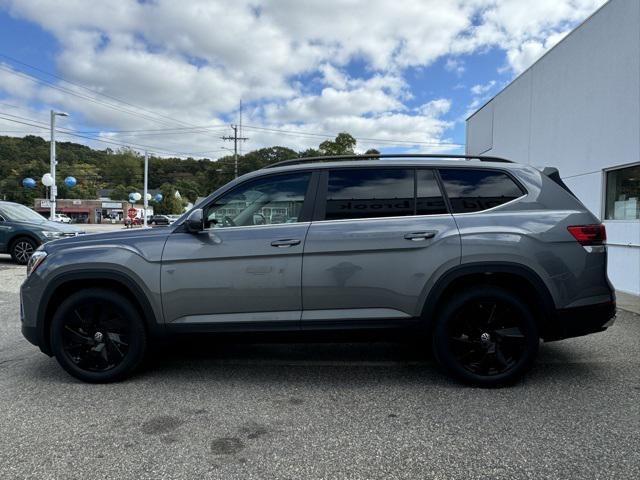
[9,232,41,251]
[421,262,557,339]
[36,270,163,355]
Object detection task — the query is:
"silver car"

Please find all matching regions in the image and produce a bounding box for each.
[20,154,616,386]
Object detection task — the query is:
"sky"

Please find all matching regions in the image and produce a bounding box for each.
[0,0,607,159]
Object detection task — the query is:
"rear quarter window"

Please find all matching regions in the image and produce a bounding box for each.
[438,169,524,213]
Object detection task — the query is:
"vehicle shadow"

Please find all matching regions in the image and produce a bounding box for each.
[0,254,16,266]
[25,335,606,389]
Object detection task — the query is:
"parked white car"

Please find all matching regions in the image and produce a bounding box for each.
[52,213,71,223]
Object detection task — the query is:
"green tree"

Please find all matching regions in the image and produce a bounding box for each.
[318,133,357,155]
[154,183,186,215]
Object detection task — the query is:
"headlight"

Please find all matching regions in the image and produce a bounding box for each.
[26,250,47,276]
[42,231,65,239]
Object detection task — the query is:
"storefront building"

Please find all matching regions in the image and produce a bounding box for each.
[466,0,639,297]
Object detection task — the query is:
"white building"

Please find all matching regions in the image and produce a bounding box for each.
[465,0,639,300]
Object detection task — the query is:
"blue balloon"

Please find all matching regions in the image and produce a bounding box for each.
[129,193,136,202]
[64,176,77,188]
[154,193,163,202]
[22,177,36,188]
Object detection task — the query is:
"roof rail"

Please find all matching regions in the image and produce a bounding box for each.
[264,153,513,169]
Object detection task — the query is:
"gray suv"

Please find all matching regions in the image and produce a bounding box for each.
[20,155,616,386]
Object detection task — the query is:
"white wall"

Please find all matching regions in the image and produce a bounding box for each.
[466,0,640,295]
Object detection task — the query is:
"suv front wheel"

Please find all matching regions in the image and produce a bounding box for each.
[11,236,38,265]
[432,286,539,387]
[50,288,147,383]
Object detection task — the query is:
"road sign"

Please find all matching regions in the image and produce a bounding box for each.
[127,207,137,219]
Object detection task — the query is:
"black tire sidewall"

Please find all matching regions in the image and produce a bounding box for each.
[50,288,147,383]
[432,286,539,387]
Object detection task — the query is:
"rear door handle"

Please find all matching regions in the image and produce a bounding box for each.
[404,231,437,241]
[271,239,301,247]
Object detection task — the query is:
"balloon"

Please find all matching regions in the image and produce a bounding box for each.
[128,193,136,202]
[154,193,163,202]
[145,193,152,201]
[133,192,142,201]
[22,177,36,188]
[41,173,54,187]
[64,176,77,188]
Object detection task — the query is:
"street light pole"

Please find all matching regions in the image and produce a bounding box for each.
[143,151,149,228]
[49,110,68,220]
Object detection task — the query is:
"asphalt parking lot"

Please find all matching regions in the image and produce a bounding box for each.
[0,256,638,480]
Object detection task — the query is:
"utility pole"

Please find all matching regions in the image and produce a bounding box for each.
[143,151,149,227]
[222,125,248,178]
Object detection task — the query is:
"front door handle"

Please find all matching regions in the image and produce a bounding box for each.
[404,231,437,241]
[271,238,301,248]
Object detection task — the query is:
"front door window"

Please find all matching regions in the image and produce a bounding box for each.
[204,173,311,228]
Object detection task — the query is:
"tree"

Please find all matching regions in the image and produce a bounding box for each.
[364,148,380,155]
[154,183,186,215]
[110,185,131,201]
[318,133,357,155]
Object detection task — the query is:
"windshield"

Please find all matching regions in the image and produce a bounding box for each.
[0,203,47,223]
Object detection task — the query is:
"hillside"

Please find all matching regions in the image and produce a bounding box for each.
[0,133,363,213]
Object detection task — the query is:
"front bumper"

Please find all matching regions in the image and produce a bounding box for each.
[545,300,617,341]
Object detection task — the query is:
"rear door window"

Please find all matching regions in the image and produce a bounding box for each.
[438,169,524,213]
[325,169,415,220]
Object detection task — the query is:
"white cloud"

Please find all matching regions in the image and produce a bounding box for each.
[445,58,465,76]
[470,80,496,96]
[0,0,607,157]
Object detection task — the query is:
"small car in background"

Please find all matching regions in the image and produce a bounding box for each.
[149,214,170,225]
[52,213,71,223]
[0,201,84,264]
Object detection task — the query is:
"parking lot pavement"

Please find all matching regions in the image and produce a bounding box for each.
[0,267,638,480]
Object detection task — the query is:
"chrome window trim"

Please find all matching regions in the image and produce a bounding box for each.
[202,221,312,232]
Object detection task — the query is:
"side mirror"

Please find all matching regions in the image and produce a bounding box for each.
[184,208,204,233]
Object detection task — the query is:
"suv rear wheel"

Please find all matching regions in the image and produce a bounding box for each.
[50,288,147,383]
[432,286,539,387]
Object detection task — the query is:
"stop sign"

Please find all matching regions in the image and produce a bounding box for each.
[127,207,137,219]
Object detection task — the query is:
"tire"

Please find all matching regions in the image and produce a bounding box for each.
[50,288,147,383]
[10,236,38,265]
[432,285,539,387]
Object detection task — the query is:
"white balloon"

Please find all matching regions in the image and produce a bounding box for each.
[145,193,152,201]
[41,173,54,187]
[133,192,142,201]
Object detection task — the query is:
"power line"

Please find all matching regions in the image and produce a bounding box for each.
[0,112,200,157]
[0,52,210,129]
[0,61,234,145]
[241,124,464,147]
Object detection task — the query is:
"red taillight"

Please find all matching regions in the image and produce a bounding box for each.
[567,224,606,246]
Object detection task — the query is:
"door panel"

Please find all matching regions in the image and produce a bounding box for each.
[301,215,460,320]
[162,223,309,324]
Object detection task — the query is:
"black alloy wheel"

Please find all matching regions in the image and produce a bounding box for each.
[432,286,539,387]
[50,289,147,383]
[11,237,37,265]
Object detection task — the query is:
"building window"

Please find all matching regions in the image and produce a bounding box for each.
[605,164,640,220]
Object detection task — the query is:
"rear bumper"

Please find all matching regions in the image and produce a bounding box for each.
[544,300,617,341]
